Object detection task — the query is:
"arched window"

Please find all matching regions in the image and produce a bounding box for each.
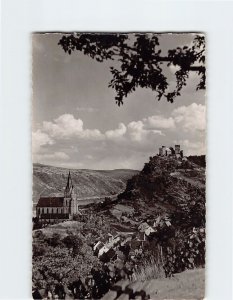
[41,208,44,214]
[51,208,53,214]
[57,208,58,214]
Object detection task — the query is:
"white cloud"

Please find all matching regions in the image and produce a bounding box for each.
[144,115,175,129]
[80,129,104,140]
[42,114,104,140]
[127,121,145,142]
[43,114,83,138]
[127,120,163,142]
[142,103,205,133]
[172,103,206,132]
[32,130,54,154]
[105,123,127,139]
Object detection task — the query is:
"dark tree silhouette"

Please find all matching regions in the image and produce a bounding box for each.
[58,33,205,106]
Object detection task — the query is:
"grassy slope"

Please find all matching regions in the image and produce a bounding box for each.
[33,163,138,204]
[145,268,205,299]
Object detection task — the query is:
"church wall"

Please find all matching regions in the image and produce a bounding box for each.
[36,204,74,217]
[37,207,69,215]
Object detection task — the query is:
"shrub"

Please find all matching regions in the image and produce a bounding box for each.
[163,227,205,276]
[33,244,46,258]
[33,245,100,289]
[33,230,45,240]
[46,233,62,247]
[133,256,165,281]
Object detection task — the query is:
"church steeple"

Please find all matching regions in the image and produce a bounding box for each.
[64,171,73,198]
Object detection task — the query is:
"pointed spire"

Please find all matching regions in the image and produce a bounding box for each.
[66,171,71,187]
[64,171,73,198]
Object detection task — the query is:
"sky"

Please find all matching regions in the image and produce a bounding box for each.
[32,33,206,170]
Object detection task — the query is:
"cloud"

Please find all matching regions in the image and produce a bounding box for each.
[40,114,164,145]
[127,121,144,141]
[105,123,127,139]
[32,130,54,154]
[43,114,83,137]
[144,115,175,129]
[142,103,205,135]
[126,120,163,142]
[42,114,104,140]
[172,103,206,132]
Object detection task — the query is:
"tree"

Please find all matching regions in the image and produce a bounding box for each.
[32,245,100,289]
[62,233,83,255]
[58,33,205,106]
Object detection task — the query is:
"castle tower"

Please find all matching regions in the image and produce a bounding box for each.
[180,150,183,158]
[161,146,166,156]
[159,147,162,156]
[170,147,175,155]
[175,145,180,155]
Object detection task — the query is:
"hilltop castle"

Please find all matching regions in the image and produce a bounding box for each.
[158,144,183,158]
[36,171,79,224]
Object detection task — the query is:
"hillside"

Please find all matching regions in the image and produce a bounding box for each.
[116,155,206,227]
[32,156,205,298]
[82,154,205,238]
[33,163,138,205]
[88,154,205,275]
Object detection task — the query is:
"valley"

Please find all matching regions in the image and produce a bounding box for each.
[32,155,206,299]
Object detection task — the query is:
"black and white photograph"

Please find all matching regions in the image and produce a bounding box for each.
[32,32,206,299]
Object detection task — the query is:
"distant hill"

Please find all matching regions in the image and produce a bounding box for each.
[33,163,139,205]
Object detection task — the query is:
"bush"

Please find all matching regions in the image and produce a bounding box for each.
[33,244,46,258]
[33,230,45,240]
[46,233,62,247]
[163,227,205,276]
[33,245,100,289]
[133,256,165,281]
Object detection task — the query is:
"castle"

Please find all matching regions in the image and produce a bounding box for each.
[158,144,183,158]
[36,171,79,224]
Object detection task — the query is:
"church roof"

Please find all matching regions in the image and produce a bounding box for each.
[37,197,64,207]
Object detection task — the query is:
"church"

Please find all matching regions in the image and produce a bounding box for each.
[36,171,78,224]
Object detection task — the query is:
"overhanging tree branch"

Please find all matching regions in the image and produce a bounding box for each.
[58,33,205,105]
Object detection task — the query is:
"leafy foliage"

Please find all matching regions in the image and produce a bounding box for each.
[32,231,100,290]
[163,227,205,276]
[58,33,205,105]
